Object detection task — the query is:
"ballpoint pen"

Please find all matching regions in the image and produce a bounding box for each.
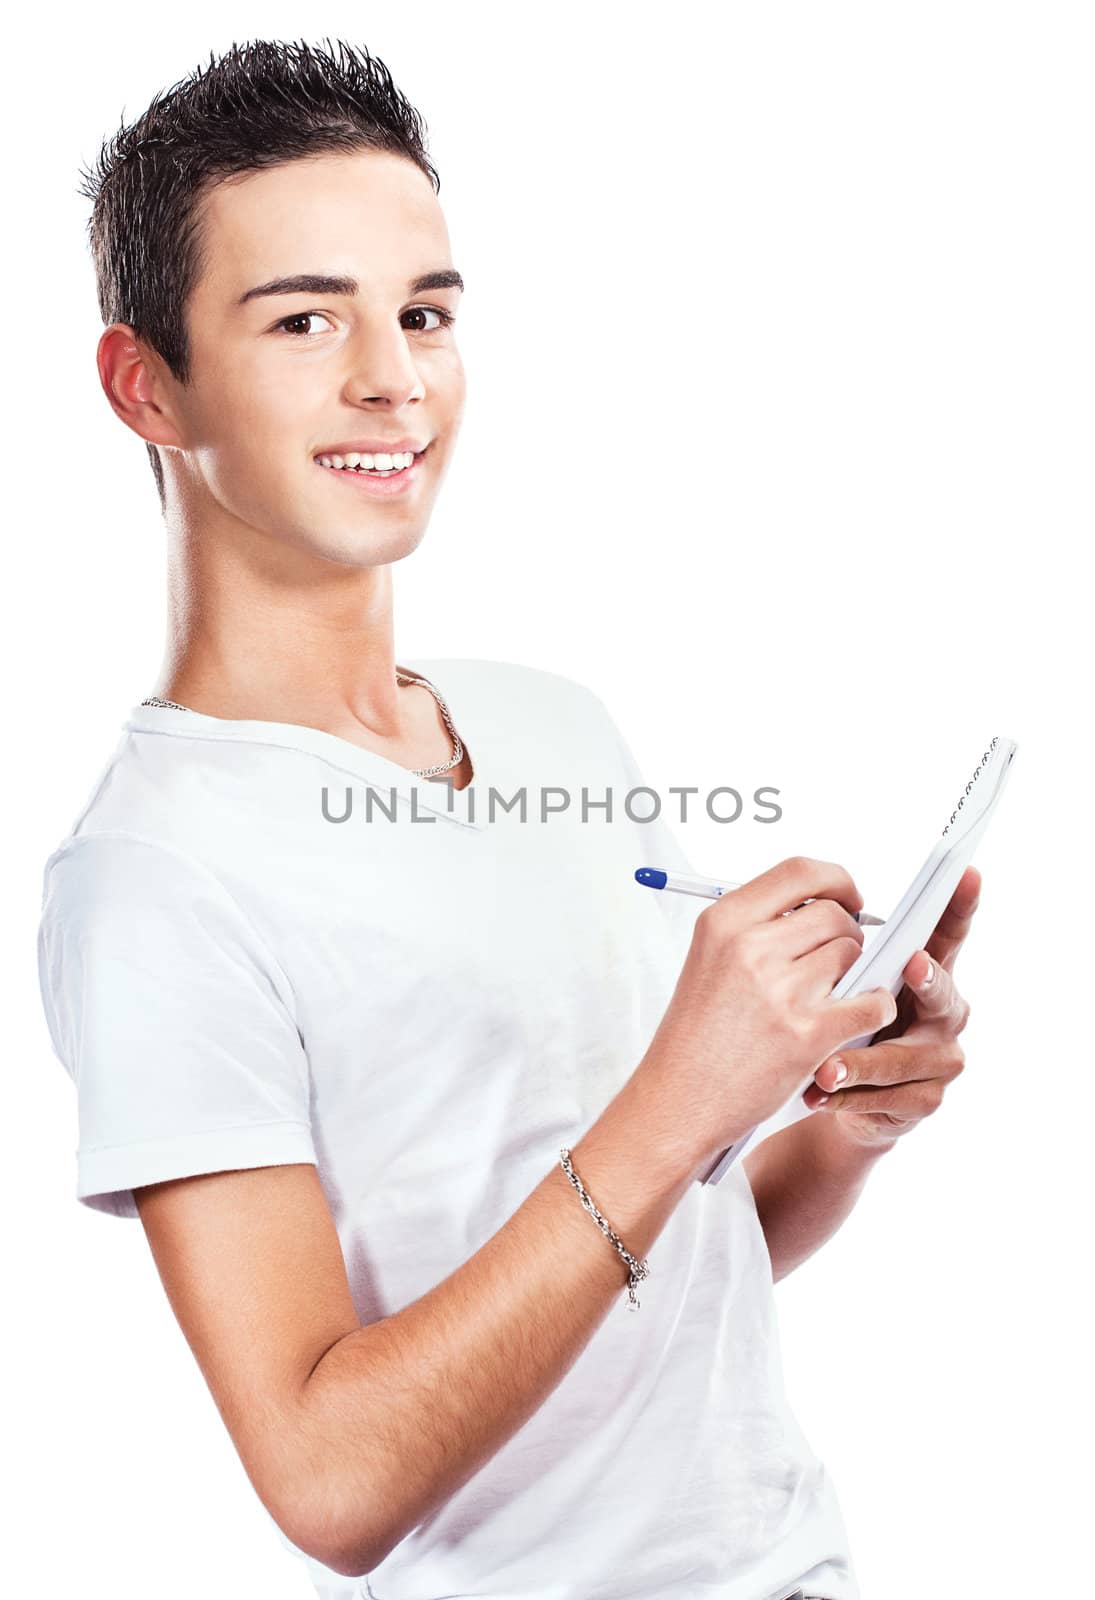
[634,868,885,926]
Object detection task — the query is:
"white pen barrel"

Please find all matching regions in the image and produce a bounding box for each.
[662,872,735,899]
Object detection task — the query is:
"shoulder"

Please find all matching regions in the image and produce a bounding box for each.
[404,656,613,722]
[37,827,298,1041]
[39,829,240,929]
[45,715,219,861]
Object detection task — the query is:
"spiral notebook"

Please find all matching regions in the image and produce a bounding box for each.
[700,735,1020,1186]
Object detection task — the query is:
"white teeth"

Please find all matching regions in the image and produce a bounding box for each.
[317,450,417,472]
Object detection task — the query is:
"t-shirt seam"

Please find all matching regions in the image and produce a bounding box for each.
[66,737,130,839]
[45,828,306,1037]
[408,654,592,690]
[125,656,597,771]
[118,723,482,829]
[80,1115,314,1155]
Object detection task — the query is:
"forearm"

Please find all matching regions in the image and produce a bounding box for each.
[294,1067,708,1577]
[744,1111,895,1283]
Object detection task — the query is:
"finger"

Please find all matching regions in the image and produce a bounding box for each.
[805,1035,965,1100]
[818,986,899,1057]
[807,1078,949,1119]
[756,897,863,960]
[925,866,982,973]
[901,954,971,1034]
[722,856,864,925]
[794,932,866,998]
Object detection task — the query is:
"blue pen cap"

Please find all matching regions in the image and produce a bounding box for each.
[635,868,668,889]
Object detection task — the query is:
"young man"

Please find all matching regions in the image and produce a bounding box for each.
[37,39,979,1600]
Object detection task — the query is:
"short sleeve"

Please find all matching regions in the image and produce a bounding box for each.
[37,831,317,1219]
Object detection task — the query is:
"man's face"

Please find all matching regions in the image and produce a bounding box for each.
[160,149,466,567]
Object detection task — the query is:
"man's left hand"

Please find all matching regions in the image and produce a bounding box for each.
[800,866,982,1148]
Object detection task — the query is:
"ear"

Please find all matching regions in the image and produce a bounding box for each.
[96,324,185,450]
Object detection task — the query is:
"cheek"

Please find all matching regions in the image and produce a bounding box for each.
[428,345,466,409]
[186,382,304,512]
[193,359,318,471]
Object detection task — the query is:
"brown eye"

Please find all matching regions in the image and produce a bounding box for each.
[403,306,455,333]
[274,312,328,337]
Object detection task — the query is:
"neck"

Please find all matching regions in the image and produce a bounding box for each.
[151,512,411,740]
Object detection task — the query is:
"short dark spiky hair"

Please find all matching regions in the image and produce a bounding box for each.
[79,38,440,509]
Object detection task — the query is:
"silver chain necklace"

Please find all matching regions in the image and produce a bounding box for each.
[140,669,464,781]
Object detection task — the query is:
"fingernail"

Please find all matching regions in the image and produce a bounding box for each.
[830,1058,848,1086]
[920,959,935,988]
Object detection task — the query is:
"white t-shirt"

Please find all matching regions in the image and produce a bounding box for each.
[37,658,858,1600]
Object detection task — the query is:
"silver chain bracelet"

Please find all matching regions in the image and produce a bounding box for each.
[559,1148,650,1311]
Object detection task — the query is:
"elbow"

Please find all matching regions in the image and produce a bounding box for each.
[283,1479,397,1581]
[308,1541,380,1583]
[282,1520,388,1582]
[316,1525,396,1583]
[272,1371,407,1576]
[259,1460,388,1580]
[285,1497,392,1582]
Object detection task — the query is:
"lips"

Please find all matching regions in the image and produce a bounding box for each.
[314,446,428,497]
[313,437,430,459]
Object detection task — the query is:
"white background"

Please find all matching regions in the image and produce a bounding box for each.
[2,4,1091,1596]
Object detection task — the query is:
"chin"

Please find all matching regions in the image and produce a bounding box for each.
[297,519,430,570]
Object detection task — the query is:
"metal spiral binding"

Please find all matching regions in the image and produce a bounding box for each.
[942,736,999,835]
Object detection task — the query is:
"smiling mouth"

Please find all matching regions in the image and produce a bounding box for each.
[314,443,431,478]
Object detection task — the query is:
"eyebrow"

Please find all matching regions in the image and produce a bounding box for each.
[237,269,464,306]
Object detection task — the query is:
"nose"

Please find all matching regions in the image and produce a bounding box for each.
[340,319,426,410]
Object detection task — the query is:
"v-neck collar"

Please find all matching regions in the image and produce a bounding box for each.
[122,657,488,830]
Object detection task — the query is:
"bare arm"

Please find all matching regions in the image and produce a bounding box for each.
[137,1066,708,1579]
[296,1068,706,1573]
[135,856,894,1579]
[743,1111,893,1282]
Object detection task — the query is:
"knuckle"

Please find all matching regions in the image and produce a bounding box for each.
[693,903,727,947]
[775,857,862,914]
[736,936,767,979]
[832,860,858,894]
[954,999,972,1035]
[946,1040,966,1077]
[823,859,859,905]
[816,857,854,894]
[819,898,854,934]
[783,1007,818,1047]
[703,921,763,978]
[781,853,812,878]
[867,989,898,1029]
[834,934,864,969]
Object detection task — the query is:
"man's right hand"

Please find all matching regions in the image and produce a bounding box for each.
[636,855,898,1169]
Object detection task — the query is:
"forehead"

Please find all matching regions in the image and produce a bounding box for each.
[193,150,449,301]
